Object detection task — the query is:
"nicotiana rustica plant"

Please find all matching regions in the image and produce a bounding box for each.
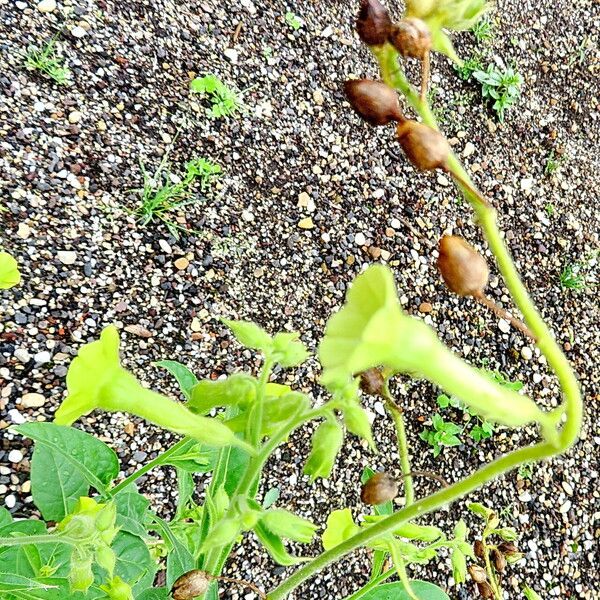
[1,1,582,600]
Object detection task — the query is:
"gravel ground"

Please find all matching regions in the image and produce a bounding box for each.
[1,0,599,598]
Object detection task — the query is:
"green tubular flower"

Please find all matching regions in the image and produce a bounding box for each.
[405,0,489,30]
[319,265,556,435]
[55,326,254,453]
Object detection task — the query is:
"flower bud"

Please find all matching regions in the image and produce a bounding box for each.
[171,570,211,600]
[451,548,467,584]
[303,420,344,481]
[356,0,393,46]
[345,80,403,126]
[437,235,489,297]
[360,472,398,505]
[396,120,449,170]
[359,368,385,396]
[477,581,494,598]
[473,539,485,559]
[389,18,432,59]
[468,564,488,583]
[404,0,436,19]
[491,548,507,573]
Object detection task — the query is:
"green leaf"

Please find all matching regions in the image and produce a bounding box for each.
[137,589,169,600]
[468,502,495,521]
[165,538,194,590]
[260,510,318,544]
[303,420,344,482]
[160,439,216,473]
[254,522,310,566]
[322,509,360,550]
[154,361,198,400]
[0,251,21,289]
[431,30,462,65]
[262,487,280,509]
[16,422,119,521]
[343,403,375,449]
[188,374,257,416]
[222,319,272,351]
[359,580,450,600]
[114,489,151,538]
[111,532,156,593]
[271,332,309,367]
[523,586,543,600]
[0,507,13,528]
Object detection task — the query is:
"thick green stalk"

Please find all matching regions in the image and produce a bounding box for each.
[383,385,414,506]
[0,534,77,547]
[108,438,189,497]
[250,359,274,448]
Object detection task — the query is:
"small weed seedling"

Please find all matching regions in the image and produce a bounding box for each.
[285,11,303,30]
[419,413,463,457]
[135,153,221,237]
[454,53,486,81]
[24,37,71,85]
[544,149,564,176]
[544,202,556,217]
[472,16,494,44]
[473,64,523,121]
[559,262,586,291]
[518,463,534,480]
[190,74,244,119]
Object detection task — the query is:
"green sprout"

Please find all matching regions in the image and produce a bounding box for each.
[190,74,245,119]
[473,64,523,121]
[544,149,564,176]
[135,153,221,237]
[419,413,463,457]
[472,16,494,43]
[518,463,534,480]
[285,11,303,30]
[544,203,556,217]
[454,53,486,81]
[559,263,586,291]
[24,37,71,85]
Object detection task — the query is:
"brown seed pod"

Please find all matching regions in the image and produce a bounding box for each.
[356,0,393,46]
[359,368,385,396]
[477,581,494,599]
[344,80,404,126]
[389,18,432,59]
[171,570,211,600]
[437,235,490,297]
[473,539,485,559]
[468,564,488,583]
[396,120,449,171]
[497,541,519,556]
[360,472,399,505]
[491,548,507,573]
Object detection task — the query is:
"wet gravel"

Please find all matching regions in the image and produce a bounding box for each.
[1,0,599,598]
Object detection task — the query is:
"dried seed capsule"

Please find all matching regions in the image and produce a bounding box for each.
[491,548,507,573]
[437,235,489,297]
[356,0,393,46]
[361,472,398,505]
[477,581,494,599]
[396,120,449,171]
[468,564,488,583]
[359,368,385,396]
[345,80,403,126]
[389,18,432,59]
[497,541,519,556]
[473,539,485,559]
[171,570,211,600]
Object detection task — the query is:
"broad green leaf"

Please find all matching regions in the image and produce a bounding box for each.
[0,521,46,578]
[111,532,156,594]
[0,507,13,528]
[16,423,119,521]
[322,509,360,550]
[262,487,280,509]
[114,490,151,538]
[254,522,310,566]
[154,361,198,400]
[0,251,21,289]
[360,581,450,599]
[222,319,272,351]
[188,374,256,415]
[151,516,194,589]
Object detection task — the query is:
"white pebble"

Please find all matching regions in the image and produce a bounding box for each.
[71,25,87,38]
[34,101,46,112]
[20,393,46,408]
[462,141,476,157]
[34,351,51,364]
[562,481,573,496]
[5,495,16,509]
[158,239,172,254]
[8,409,26,424]
[498,319,511,334]
[8,450,23,463]
[521,346,533,360]
[354,232,366,246]
[57,250,77,265]
[559,500,571,513]
[37,0,57,12]
[224,48,238,63]
[68,110,82,124]
[17,223,31,239]
[242,210,254,222]
[14,349,31,363]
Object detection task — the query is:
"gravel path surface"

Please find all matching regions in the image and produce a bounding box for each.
[1,0,598,598]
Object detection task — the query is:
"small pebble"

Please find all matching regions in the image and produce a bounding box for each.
[14,349,31,363]
[20,393,46,408]
[8,450,23,463]
[68,111,83,124]
[298,217,314,230]
[57,250,77,265]
[37,0,57,13]
[521,347,533,360]
[354,232,366,246]
[71,25,87,38]
[174,257,189,270]
[498,319,511,334]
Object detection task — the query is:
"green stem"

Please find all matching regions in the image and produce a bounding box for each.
[251,359,274,448]
[482,537,502,599]
[344,570,394,600]
[382,385,414,506]
[389,542,418,600]
[108,438,189,497]
[0,534,77,548]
